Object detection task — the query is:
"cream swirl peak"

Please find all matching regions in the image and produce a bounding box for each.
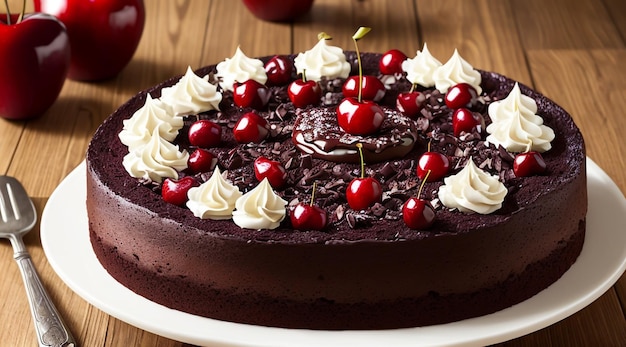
[401,43,442,88]
[186,167,243,220]
[433,49,482,94]
[294,35,351,82]
[232,178,288,230]
[215,47,267,92]
[486,83,555,153]
[160,66,222,116]
[122,133,189,183]
[118,94,183,150]
[438,158,507,214]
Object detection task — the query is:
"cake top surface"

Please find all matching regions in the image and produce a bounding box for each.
[87,45,585,244]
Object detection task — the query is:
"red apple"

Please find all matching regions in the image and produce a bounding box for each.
[35,0,145,81]
[241,0,315,22]
[0,12,70,120]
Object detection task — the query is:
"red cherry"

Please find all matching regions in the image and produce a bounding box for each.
[379,49,407,75]
[417,151,450,181]
[342,75,385,102]
[452,108,481,136]
[161,176,198,206]
[402,197,435,229]
[233,79,270,110]
[396,91,424,118]
[346,177,382,210]
[233,112,269,143]
[288,79,322,108]
[188,120,222,148]
[445,83,478,110]
[513,151,547,177]
[346,143,383,210]
[187,149,215,173]
[336,98,385,135]
[290,203,328,231]
[254,156,287,188]
[265,55,293,86]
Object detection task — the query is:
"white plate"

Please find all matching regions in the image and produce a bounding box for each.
[41,158,626,347]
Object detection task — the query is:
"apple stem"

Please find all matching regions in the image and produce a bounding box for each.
[417,170,431,199]
[310,181,317,206]
[356,143,365,179]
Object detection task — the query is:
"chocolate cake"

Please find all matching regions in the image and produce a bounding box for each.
[86,47,587,329]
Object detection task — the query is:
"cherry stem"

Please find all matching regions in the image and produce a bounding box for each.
[310,181,317,206]
[302,69,307,83]
[18,0,24,23]
[351,27,371,103]
[356,143,365,179]
[409,83,417,93]
[4,0,10,24]
[417,170,431,198]
[353,37,363,102]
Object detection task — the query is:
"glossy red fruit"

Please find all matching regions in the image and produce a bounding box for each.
[187,149,215,173]
[35,0,145,81]
[188,120,222,148]
[242,0,314,22]
[233,79,271,110]
[290,203,327,231]
[445,83,478,110]
[417,152,450,181]
[265,55,293,86]
[379,49,407,75]
[0,13,70,120]
[342,75,385,102]
[346,177,383,210]
[452,108,481,136]
[513,151,547,177]
[233,112,269,143]
[253,156,287,188]
[396,91,424,118]
[402,197,435,229]
[161,176,198,206]
[288,79,321,108]
[336,98,385,135]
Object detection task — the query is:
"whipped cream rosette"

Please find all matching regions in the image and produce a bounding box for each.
[401,43,442,88]
[438,158,507,214]
[118,94,183,150]
[486,83,555,153]
[215,46,267,92]
[122,133,189,183]
[232,178,288,230]
[294,34,351,82]
[159,66,222,117]
[433,49,482,94]
[186,167,243,220]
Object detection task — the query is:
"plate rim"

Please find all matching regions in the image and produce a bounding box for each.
[41,158,626,347]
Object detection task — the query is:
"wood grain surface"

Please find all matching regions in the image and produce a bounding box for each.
[1,0,624,346]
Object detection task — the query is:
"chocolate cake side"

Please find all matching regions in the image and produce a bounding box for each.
[85,52,587,329]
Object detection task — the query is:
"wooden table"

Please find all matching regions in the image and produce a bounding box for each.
[2,0,625,345]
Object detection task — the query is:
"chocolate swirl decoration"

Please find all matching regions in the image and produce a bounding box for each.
[291,105,420,164]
